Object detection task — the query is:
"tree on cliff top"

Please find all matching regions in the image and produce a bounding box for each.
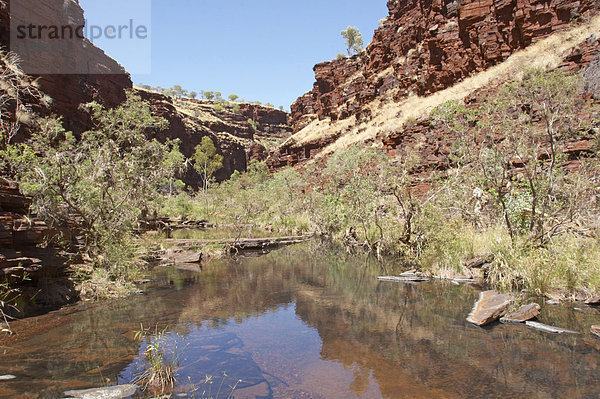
[341,26,364,56]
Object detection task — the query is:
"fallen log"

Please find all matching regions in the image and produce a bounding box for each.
[168,236,312,252]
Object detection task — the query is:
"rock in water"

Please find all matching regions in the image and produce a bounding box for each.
[525,321,578,334]
[591,325,600,338]
[378,275,430,283]
[500,303,541,324]
[467,291,514,326]
[64,384,139,399]
[0,375,16,380]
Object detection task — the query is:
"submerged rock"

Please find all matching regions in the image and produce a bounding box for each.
[64,384,139,399]
[378,275,430,283]
[467,291,514,326]
[591,325,600,338]
[500,303,541,324]
[525,321,578,335]
[0,375,16,380]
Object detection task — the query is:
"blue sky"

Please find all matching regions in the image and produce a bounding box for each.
[80,0,389,109]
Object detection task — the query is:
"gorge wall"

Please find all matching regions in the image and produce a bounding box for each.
[270,0,600,169]
[0,0,291,184]
[137,91,292,183]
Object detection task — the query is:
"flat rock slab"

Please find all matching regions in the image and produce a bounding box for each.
[451,278,479,284]
[525,321,578,335]
[500,303,541,324]
[378,275,430,283]
[64,384,139,399]
[0,375,16,380]
[467,291,514,326]
[591,325,600,338]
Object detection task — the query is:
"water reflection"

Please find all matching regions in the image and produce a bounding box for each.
[1,242,599,398]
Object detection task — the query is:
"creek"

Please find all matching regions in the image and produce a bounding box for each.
[1,242,599,398]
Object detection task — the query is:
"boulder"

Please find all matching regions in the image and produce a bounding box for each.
[591,325,600,338]
[467,291,514,326]
[500,303,541,324]
[64,384,139,399]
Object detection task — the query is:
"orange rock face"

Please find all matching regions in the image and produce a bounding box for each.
[291,0,598,130]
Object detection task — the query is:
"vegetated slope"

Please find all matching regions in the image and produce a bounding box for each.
[268,0,600,169]
[0,0,292,185]
[136,89,292,184]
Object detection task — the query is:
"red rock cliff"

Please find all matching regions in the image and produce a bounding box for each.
[1,0,132,135]
[291,0,598,131]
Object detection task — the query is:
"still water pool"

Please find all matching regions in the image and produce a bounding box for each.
[1,242,600,398]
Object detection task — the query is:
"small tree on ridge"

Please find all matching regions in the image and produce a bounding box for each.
[341,26,364,56]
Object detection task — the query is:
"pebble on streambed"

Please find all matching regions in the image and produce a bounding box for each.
[0,375,16,381]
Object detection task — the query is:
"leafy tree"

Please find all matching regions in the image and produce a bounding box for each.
[232,103,241,114]
[341,26,364,56]
[204,91,215,101]
[6,92,176,275]
[214,92,222,100]
[163,88,176,98]
[161,138,188,197]
[336,53,346,60]
[437,69,589,245]
[192,136,223,191]
[279,106,284,111]
[172,85,188,98]
[189,91,198,99]
[228,94,239,102]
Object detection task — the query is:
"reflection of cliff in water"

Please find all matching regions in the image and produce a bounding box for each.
[167,242,600,398]
[290,252,600,399]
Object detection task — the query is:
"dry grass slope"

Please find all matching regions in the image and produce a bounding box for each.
[285,15,600,158]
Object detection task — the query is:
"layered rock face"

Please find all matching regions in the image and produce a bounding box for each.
[138,91,292,183]
[291,0,598,130]
[0,179,74,316]
[1,0,132,136]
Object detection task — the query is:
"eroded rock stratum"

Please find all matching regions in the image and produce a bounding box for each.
[269,0,600,170]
